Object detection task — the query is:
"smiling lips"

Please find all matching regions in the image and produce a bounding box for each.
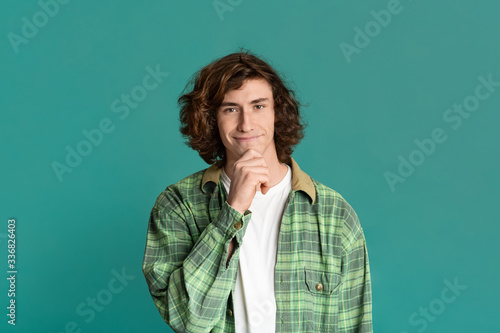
[234,135,261,142]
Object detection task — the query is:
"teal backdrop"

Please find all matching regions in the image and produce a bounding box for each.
[1,0,499,332]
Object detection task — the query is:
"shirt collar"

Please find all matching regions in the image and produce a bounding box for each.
[201,157,316,204]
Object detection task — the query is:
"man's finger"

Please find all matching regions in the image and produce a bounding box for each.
[234,158,267,170]
[260,183,271,195]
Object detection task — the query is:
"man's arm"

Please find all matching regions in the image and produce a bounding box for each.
[338,204,373,332]
[143,149,269,332]
[142,195,246,333]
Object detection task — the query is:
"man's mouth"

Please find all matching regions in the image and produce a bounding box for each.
[234,135,261,142]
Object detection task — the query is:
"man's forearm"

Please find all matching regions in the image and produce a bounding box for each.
[143,200,247,332]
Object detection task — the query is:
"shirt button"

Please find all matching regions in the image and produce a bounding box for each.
[234,222,242,230]
[228,309,233,316]
[315,283,323,291]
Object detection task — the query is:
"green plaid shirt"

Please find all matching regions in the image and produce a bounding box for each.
[142,158,372,332]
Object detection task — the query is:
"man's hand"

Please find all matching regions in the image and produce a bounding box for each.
[226,149,271,214]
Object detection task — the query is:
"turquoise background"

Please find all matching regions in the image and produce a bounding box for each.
[1,0,499,332]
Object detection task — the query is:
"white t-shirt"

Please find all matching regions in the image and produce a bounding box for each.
[220,164,292,333]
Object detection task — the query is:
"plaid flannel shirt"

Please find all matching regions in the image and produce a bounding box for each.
[142,157,372,332]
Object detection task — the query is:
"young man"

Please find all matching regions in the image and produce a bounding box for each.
[142,51,373,332]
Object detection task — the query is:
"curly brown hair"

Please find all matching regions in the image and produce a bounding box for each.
[178,50,305,167]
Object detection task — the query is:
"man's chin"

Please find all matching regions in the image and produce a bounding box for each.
[226,147,263,162]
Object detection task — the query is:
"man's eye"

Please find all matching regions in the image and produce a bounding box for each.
[255,105,264,110]
[224,108,237,113]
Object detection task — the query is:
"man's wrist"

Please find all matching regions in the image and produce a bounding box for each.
[226,199,246,215]
[213,201,251,238]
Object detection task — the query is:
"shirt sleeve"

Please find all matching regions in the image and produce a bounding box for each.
[142,189,250,333]
[338,203,373,332]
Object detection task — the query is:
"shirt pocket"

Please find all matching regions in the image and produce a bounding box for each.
[303,267,342,331]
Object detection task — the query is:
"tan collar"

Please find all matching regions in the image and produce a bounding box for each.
[201,157,316,203]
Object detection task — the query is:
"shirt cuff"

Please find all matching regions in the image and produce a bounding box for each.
[213,201,252,240]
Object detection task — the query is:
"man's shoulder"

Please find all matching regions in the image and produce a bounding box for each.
[171,168,208,190]
[309,177,342,200]
[307,177,364,244]
[308,177,360,224]
[152,168,211,211]
[307,176,349,206]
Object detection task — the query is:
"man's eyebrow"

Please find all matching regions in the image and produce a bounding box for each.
[219,98,270,107]
[250,97,269,104]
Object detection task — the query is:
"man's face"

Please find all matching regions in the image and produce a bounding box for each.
[216,78,276,163]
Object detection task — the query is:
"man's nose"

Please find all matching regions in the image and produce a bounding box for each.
[237,110,254,132]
